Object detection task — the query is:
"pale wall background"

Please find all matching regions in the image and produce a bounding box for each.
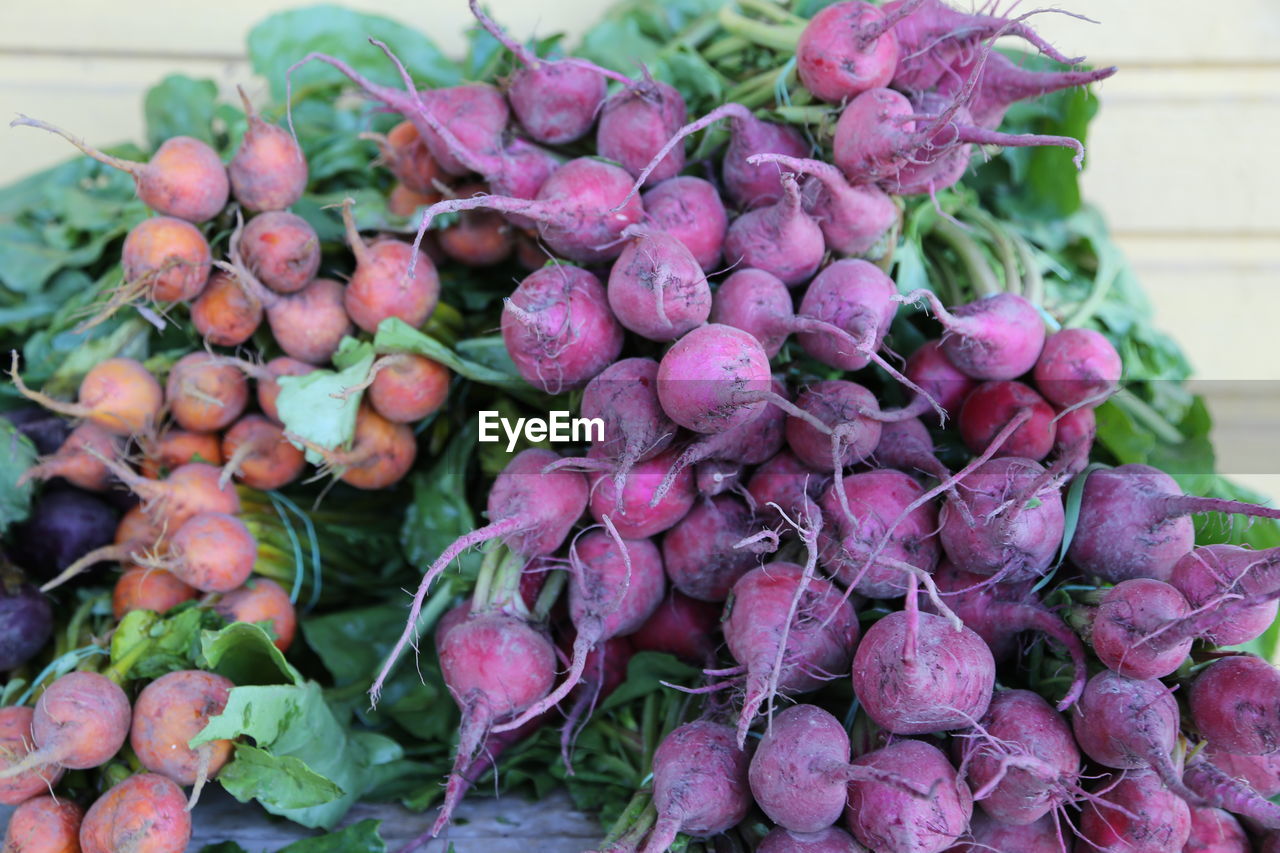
[3,0,1279,493]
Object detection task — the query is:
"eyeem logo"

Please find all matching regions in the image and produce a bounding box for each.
[478,411,604,452]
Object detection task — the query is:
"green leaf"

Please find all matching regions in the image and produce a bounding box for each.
[247,5,460,103]
[217,744,346,809]
[373,317,540,401]
[276,337,375,462]
[601,652,699,713]
[280,820,386,852]
[302,603,410,686]
[400,424,481,580]
[0,420,37,533]
[143,75,219,149]
[201,619,305,686]
[107,606,224,681]
[194,679,407,829]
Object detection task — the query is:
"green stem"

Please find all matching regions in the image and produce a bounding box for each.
[1013,232,1045,306]
[929,216,1002,298]
[771,104,836,125]
[718,7,803,52]
[737,0,805,25]
[470,543,505,612]
[1064,253,1120,328]
[487,549,530,618]
[725,69,782,107]
[1110,389,1186,445]
[702,34,751,63]
[601,790,653,846]
[963,209,1021,295]
[532,569,567,622]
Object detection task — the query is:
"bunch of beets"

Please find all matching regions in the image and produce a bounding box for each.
[6,0,1280,851]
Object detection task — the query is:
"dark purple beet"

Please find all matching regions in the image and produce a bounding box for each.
[0,557,53,671]
[2,407,70,455]
[8,486,118,578]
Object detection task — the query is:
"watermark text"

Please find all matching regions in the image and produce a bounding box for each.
[478,411,604,452]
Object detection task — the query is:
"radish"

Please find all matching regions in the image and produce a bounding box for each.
[0,672,130,781]
[130,670,234,800]
[1184,806,1250,853]
[758,826,865,853]
[750,704,933,833]
[748,153,897,256]
[950,813,1062,853]
[219,236,352,365]
[372,449,589,701]
[288,51,508,177]
[655,324,771,434]
[18,422,116,492]
[493,531,664,734]
[607,226,710,342]
[950,51,1118,130]
[1068,464,1280,583]
[886,0,1084,93]
[819,469,940,599]
[468,0,610,145]
[545,358,676,500]
[923,561,1087,709]
[339,197,438,332]
[938,456,1065,580]
[746,450,828,525]
[903,339,978,425]
[846,738,972,853]
[1190,655,1280,755]
[622,103,807,209]
[239,210,321,294]
[958,381,1057,461]
[0,706,64,805]
[629,589,721,665]
[215,577,297,652]
[409,157,645,264]
[1169,545,1280,646]
[597,74,688,183]
[1033,327,1123,410]
[501,263,624,394]
[11,115,228,223]
[112,567,196,620]
[230,87,307,212]
[851,600,994,735]
[642,176,729,272]
[1183,753,1280,831]
[641,720,752,853]
[1,794,83,851]
[901,290,1046,381]
[166,352,250,433]
[119,216,213,304]
[796,1,917,103]
[1076,770,1192,853]
[957,689,1080,825]
[79,772,191,853]
[10,354,162,438]
[191,269,263,346]
[221,415,306,491]
[289,405,417,490]
[724,174,824,286]
[1091,578,1193,680]
[786,380,882,473]
[649,378,786,506]
[725,562,859,745]
[589,447,696,539]
[1071,670,1201,802]
[661,495,759,602]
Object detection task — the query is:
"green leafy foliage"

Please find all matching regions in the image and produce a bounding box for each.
[143,74,220,148]
[276,337,376,462]
[199,820,386,853]
[247,5,460,103]
[195,622,410,829]
[107,606,225,681]
[0,420,36,533]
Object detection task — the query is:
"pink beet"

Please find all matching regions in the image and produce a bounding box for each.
[1190,655,1280,755]
[751,153,897,256]
[607,226,710,341]
[597,75,688,183]
[1033,327,1123,409]
[796,1,912,103]
[662,495,759,602]
[846,739,973,853]
[904,290,1046,382]
[958,381,1057,462]
[589,447,696,539]
[642,721,752,853]
[656,324,773,434]
[642,176,729,272]
[501,263,624,394]
[724,174,825,286]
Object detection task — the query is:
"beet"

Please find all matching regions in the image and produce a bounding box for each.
[8,487,118,578]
